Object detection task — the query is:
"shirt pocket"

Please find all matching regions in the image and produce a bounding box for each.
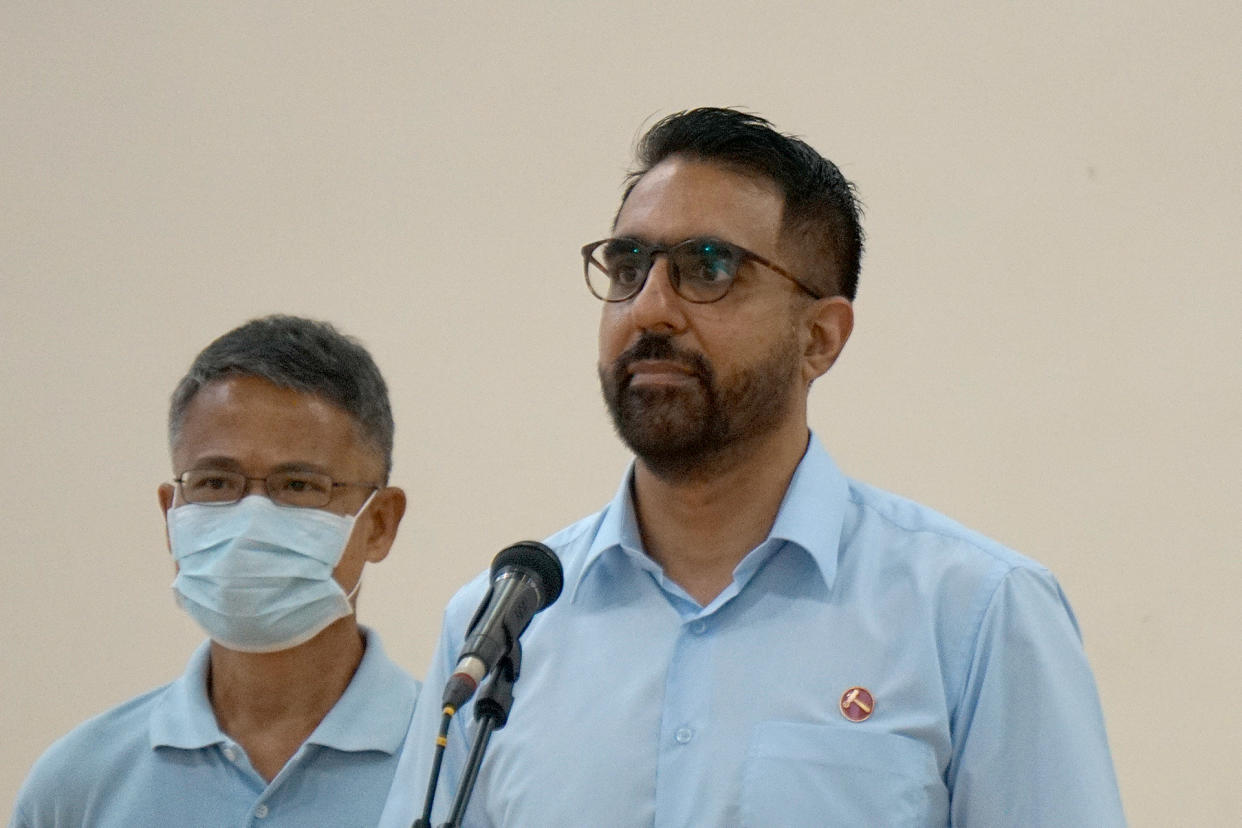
[740,720,946,827]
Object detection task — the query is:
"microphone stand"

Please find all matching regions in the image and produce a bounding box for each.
[439,642,521,828]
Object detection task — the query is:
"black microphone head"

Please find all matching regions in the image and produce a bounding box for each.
[491,541,563,608]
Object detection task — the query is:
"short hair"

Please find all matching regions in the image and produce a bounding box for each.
[621,107,864,300]
[168,315,395,479]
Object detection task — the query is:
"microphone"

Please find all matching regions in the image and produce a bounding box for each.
[441,541,563,711]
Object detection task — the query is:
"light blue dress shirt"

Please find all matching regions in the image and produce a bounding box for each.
[12,627,420,828]
[381,436,1124,827]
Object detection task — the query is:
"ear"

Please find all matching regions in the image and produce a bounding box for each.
[158,483,176,555]
[800,296,854,385]
[358,486,407,565]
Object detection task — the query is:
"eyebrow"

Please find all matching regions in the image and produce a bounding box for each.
[184,457,333,476]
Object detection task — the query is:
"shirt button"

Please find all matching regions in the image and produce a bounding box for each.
[675,727,694,744]
[223,746,237,762]
[254,804,269,819]
[689,620,707,635]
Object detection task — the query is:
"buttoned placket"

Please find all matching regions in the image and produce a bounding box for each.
[218,740,309,825]
[654,610,715,828]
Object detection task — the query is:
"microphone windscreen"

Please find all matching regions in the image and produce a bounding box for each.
[491,541,563,607]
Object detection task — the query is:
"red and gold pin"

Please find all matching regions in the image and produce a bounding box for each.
[839,686,874,722]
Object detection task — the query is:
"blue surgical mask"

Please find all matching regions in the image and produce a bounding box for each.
[167,492,376,652]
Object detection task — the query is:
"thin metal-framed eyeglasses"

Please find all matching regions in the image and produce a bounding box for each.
[173,469,379,509]
[581,236,824,304]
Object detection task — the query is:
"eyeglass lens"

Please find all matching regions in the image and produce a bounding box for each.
[179,470,335,508]
[588,239,742,302]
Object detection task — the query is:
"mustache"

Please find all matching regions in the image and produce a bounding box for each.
[611,334,712,384]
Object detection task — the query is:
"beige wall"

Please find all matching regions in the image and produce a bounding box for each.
[3,2,1239,822]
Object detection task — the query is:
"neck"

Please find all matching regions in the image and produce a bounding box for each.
[632,419,810,606]
[207,617,365,780]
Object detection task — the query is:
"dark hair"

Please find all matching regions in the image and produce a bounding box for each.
[621,107,864,300]
[168,315,395,479]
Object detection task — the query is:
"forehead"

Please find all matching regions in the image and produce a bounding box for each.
[615,157,785,254]
[173,375,372,475]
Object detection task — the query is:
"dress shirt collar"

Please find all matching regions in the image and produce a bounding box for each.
[573,432,848,602]
[148,626,414,754]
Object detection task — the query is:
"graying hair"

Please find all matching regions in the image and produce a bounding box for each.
[168,315,394,479]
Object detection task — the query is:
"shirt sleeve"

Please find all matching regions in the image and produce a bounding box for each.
[948,564,1126,826]
[9,724,86,828]
[9,743,81,828]
[7,804,31,828]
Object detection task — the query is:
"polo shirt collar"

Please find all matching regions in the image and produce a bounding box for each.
[306,628,414,754]
[573,431,847,601]
[148,639,223,750]
[149,627,414,755]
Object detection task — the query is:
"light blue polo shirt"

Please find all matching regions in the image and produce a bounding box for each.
[12,627,419,828]
[381,435,1124,826]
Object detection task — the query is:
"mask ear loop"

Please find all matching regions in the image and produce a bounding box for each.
[352,487,380,519]
[341,487,381,604]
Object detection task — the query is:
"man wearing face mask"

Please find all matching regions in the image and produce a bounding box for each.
[11,315,419,827]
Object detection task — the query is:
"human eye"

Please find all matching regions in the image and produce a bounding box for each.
[601,241,647,288]
[183,471,242,502]
[684,240,738,286]
[270,472,331,506]
[277,472,329,493]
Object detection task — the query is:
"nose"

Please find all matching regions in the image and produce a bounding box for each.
[243,477,270,499]
[626,254,687,333]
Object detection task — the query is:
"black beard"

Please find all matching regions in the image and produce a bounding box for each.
[599,331,801,483]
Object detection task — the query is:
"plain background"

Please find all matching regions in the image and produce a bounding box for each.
[3,2,1239,823]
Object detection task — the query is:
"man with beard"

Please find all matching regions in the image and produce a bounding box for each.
[381,108,1124,826]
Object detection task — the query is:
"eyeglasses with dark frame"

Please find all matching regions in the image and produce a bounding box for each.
[581,236,825,304]
[173,469,379,509]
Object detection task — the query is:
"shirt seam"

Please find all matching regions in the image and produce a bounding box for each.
[946,564,1019,780]
[847,490,1026,570]
[848,491,1031,760]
